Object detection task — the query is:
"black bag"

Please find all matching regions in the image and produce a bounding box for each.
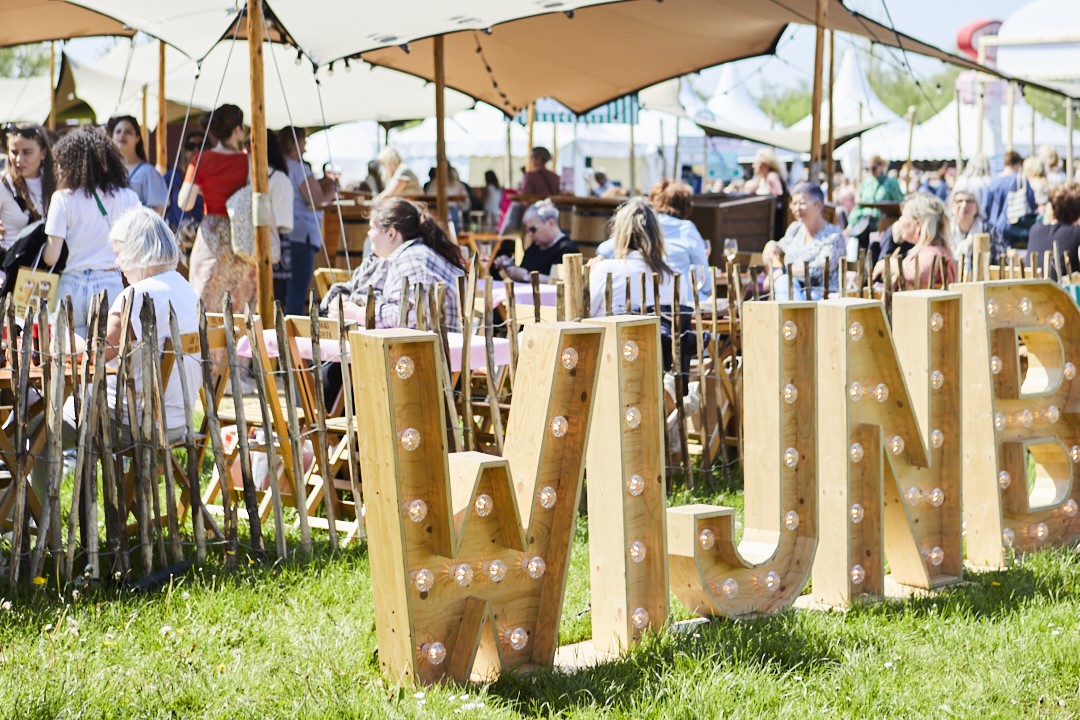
[0,220,67,297]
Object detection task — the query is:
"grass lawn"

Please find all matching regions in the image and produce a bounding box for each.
[0,480,1078,719]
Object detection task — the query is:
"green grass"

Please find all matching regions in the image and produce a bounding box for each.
[1,480,1079,719]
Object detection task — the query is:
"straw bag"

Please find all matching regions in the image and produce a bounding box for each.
[226,183,257,265]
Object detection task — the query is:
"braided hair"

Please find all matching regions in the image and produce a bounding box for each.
[52,126,129,197]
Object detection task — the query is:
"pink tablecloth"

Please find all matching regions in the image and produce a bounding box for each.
[236,329,510,373]
[483,279,559,309]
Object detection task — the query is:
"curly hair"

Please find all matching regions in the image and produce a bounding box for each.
[1049,182,1080,226]
[647,179,693,219]
[52,126,129,196]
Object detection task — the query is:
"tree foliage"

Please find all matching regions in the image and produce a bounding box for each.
[864,51,960,124]
[0,44,51,78]
[754,80,812,128]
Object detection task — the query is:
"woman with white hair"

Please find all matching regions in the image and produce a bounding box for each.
[873,193,956,289]
[375,147,421,199]
[492,199,578,283]
[104,206,201,439]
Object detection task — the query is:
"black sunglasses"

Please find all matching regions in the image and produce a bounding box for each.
[527,225,538,234]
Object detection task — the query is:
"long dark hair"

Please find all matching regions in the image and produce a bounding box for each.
[105,115,146,162]
[52,127,129,196]
[265,130,288,174]
[3,123,56,219]
[204,104,244,147]
[369,197,466,271]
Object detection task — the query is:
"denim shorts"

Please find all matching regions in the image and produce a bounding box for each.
[55,268,124,337]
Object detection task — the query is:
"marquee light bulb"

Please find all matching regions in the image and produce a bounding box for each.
[1018,409,1034,428]
[560,347,578,370]
[624,407,642,430]
[848,381,865,402]
[991,356,1003,375]
[998,470,1011,490]
[930,429,944,449]
[782,383,799,405]
[698,528,716,550]
[850,503,865,524]
[621,339,639,362]
[784,510,800,531]
[1019,296,1033,316]
[524,556,546,579]
[1050,311,1065,330]
[874,383,890,403]
[889,435,905,456]
[928,487,945,507]
[783,447,799,469]
[1065,362,1077,381]
[849,442,864,463]
[452,563,473,587]
[394,356,415,380]
[1031,522,1049,542]
[538,485,557,509]
[850,564,866,585]
[405,499,428,523]
[626,474,645,496]
[994,413,1007,432]
[631,607,650,630]
[550,415,569,437]
[399,428,421,452]
[719,578,739,599]
[1071,446,1080,463]
[849,321,864,342]
[986,299,999,318]
[904,486,922,506]
[411,568,435,593]
[762,571,782,592]
[474,494,494,517]
[505,627,529,651]
[421,641,446,665]
[486,559,507,583]
[782,321,798,342]
[629,540,647,563]
[923,546,945,567]
[1002,527,1015,546]
[1061,499,1079,518]
[930,312,944,332]
[930,370,944,391]
[1046,405,1061,424]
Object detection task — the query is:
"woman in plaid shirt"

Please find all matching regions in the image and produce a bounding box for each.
[323,197,466,330]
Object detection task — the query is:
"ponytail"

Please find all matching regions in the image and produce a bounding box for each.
[370,196,466,271]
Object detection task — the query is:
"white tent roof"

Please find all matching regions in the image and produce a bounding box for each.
[792,48,899,132]
[704,64,772,127]
[996,0,1080,93]
[0,75,52,123]
[71,40,475,130]
[844,95,1075,163]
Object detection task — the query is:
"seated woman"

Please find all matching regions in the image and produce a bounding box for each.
[493,199,578,283]
[1027,182,1080,279]
[947,189,1008,269]
[873,193,957,289]
[374,147,422,199]
[761,182,844,300]
[588,198,673,317]
[322,197,465,331]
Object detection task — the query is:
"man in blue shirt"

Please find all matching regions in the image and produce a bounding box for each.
[984,151,1036,245]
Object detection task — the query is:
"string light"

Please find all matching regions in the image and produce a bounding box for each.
[889,436,905,455]
[1018,409,1034,428]
[1061,499,1078,517]
[1031,522,1049,542]
[986,299,999,318]
[1064,362,1076,381]
[991,356,1002,375]
[995,413,1006,431]
[1047,406,1061,424]
[904,486,922,506]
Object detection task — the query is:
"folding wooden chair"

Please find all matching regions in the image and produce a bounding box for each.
[313,268,351,300]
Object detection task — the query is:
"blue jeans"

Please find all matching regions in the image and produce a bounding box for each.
[284,236,318,316]
[56,268,124,337]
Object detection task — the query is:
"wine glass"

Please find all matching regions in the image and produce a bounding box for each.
[723,238,739,265]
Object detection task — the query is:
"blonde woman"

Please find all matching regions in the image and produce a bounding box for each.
[738,148,786,197]
[375,147,421,199]
[588,198,674,316]
[873,193,956,289]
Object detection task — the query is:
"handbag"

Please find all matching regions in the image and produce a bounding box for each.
[227,182,257,265]
[10,245,60,317]
[1005,174,1029,225]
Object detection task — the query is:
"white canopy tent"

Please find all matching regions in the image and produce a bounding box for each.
[69,39,475,130]
[0,75,53,123]
[995,0,1080,93]
[704,64,773,128]
[791,48,899,133]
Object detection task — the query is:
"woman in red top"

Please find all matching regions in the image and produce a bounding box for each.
[177,104,253,311]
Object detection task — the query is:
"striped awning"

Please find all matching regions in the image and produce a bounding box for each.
[516,95,639,125]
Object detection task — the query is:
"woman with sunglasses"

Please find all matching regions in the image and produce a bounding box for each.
[0,124,55,250]
[107,115,168,215]
[492,199,578,283]
[163,130,205,230]
[946,189,1007,267]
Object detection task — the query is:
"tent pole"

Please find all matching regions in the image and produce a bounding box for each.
[702,135,708,188]
[629,118,636,195]
[1006,82,1015,154]
[672,78,681,179]
[975,39,986,158]
[140,84,150,157]
[904,106,916,192]
[955,88,964,176]
[48,41,56,131]
[156,41,167,173]
[808,0,827,182]
[827,29,836,201]
[1067,98,1075,179]
[857,101,864,184]
[505,118,513,189]
[527,102,536,157]
[553,122,558,171]
[1030,102,1036,157]
[247,0,273,320]
[434,34,448,226]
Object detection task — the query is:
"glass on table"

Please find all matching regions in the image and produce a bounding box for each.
[723,238,739,268]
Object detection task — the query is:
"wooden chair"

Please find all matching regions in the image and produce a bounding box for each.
[313,268,351,299]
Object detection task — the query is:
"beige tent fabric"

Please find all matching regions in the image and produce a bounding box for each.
[695,117,882,155]
[0,0,133,47]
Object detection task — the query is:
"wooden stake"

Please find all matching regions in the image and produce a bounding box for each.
[483,279,505,454]
[198,305,237,567]
[276,306,313,556]
[168,305,206,565]
[305,299,337,548]
[434,35,449,226]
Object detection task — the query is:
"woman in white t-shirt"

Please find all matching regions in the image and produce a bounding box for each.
[0,124,55,250]
[588,198,675,317]
[104,206,201,439]
[44,127,139,336]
